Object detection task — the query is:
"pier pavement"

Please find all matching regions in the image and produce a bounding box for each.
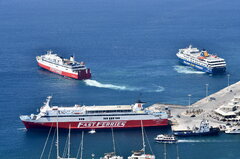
[148,81,240,131]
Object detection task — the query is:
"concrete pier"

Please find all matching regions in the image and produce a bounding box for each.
[148,81,240,131]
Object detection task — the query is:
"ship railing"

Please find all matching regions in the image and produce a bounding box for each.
[209,64,226,68]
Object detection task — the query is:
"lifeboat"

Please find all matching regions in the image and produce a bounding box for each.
[198,56,206,60]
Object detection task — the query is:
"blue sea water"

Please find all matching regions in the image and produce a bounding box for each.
[0,0,240,158]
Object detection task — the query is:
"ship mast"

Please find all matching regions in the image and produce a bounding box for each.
[111,127,116,154]
[67,125,71,159]
[56,111,60,159]
[45,96,52,108]
[80,131,84,159]
[141,120,145,154]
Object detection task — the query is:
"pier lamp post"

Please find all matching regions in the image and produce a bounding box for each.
[227,74,230,87]
[205,84,209,98]
[188,94,192,110]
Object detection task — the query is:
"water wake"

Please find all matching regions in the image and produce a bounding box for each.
[173,65,205,74]
[151,85,165,92]
[84,80,165,92]
[178,139,237,143]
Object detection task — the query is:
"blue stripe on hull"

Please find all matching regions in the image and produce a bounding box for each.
[178,58,212,73]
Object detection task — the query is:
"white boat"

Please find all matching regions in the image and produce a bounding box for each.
[88,129,96,134]
[101,152,123,159]
[225,126,240,134]
[100,128,123,159]
[128,121,155,159]
[154,134,177,143]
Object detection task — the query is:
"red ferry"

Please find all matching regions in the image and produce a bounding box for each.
[37,50,91,80]
[20,96,169,129]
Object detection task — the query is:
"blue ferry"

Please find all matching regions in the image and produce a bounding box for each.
[173,120,220,137]
[176,45,226,73]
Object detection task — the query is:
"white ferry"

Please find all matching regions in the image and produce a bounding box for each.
[20,96,168,129]
[36,50,91,80]
[176,45,226,73]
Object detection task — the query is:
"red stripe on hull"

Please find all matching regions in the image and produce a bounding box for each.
[38,62,91,80]
[22,119,168,130]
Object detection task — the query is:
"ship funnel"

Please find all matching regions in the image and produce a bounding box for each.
[133,100,145,112]
[70,56,75,62]
[47,50,53,54]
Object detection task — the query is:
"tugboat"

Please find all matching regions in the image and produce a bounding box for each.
[173,120,220,137]
[154,134,177,143]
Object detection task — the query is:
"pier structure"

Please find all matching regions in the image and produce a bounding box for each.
[147,81,240,131]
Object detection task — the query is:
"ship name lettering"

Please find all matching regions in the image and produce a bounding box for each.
[77,121,126,128]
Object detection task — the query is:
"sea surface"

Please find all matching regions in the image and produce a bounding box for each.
[0,0,240,158]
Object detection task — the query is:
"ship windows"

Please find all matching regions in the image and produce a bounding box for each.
[87,110,131,114]
[79,118,85,120]
[103,117,121,120]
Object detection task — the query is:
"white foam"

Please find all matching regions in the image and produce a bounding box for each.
[17,128,27,132]
[150,85,165,92]
[178,139,237,143]
[173,65,205,74]
[84,80,135,91]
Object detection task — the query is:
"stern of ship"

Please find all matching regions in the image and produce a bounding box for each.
[78,68,91,80]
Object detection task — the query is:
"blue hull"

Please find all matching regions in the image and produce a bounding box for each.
[178,58,226,74]
[173,128,220,137]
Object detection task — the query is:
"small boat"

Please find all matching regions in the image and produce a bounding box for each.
[128,121,155,159]
[154,134,177,143]
[101,152,123,159]
[100,128,123,159]
[128,150,155,159]
[173,120,220,137]
[225,126,240,134]
[88,129,96,134]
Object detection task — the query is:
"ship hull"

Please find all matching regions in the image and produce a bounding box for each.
[21,119,168,130]
[38,61,91,80]
[178,57,226,74]
[173,128,220,137]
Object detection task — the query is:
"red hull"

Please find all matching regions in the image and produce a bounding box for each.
[22,119,168,129]
[38,62,91,80]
